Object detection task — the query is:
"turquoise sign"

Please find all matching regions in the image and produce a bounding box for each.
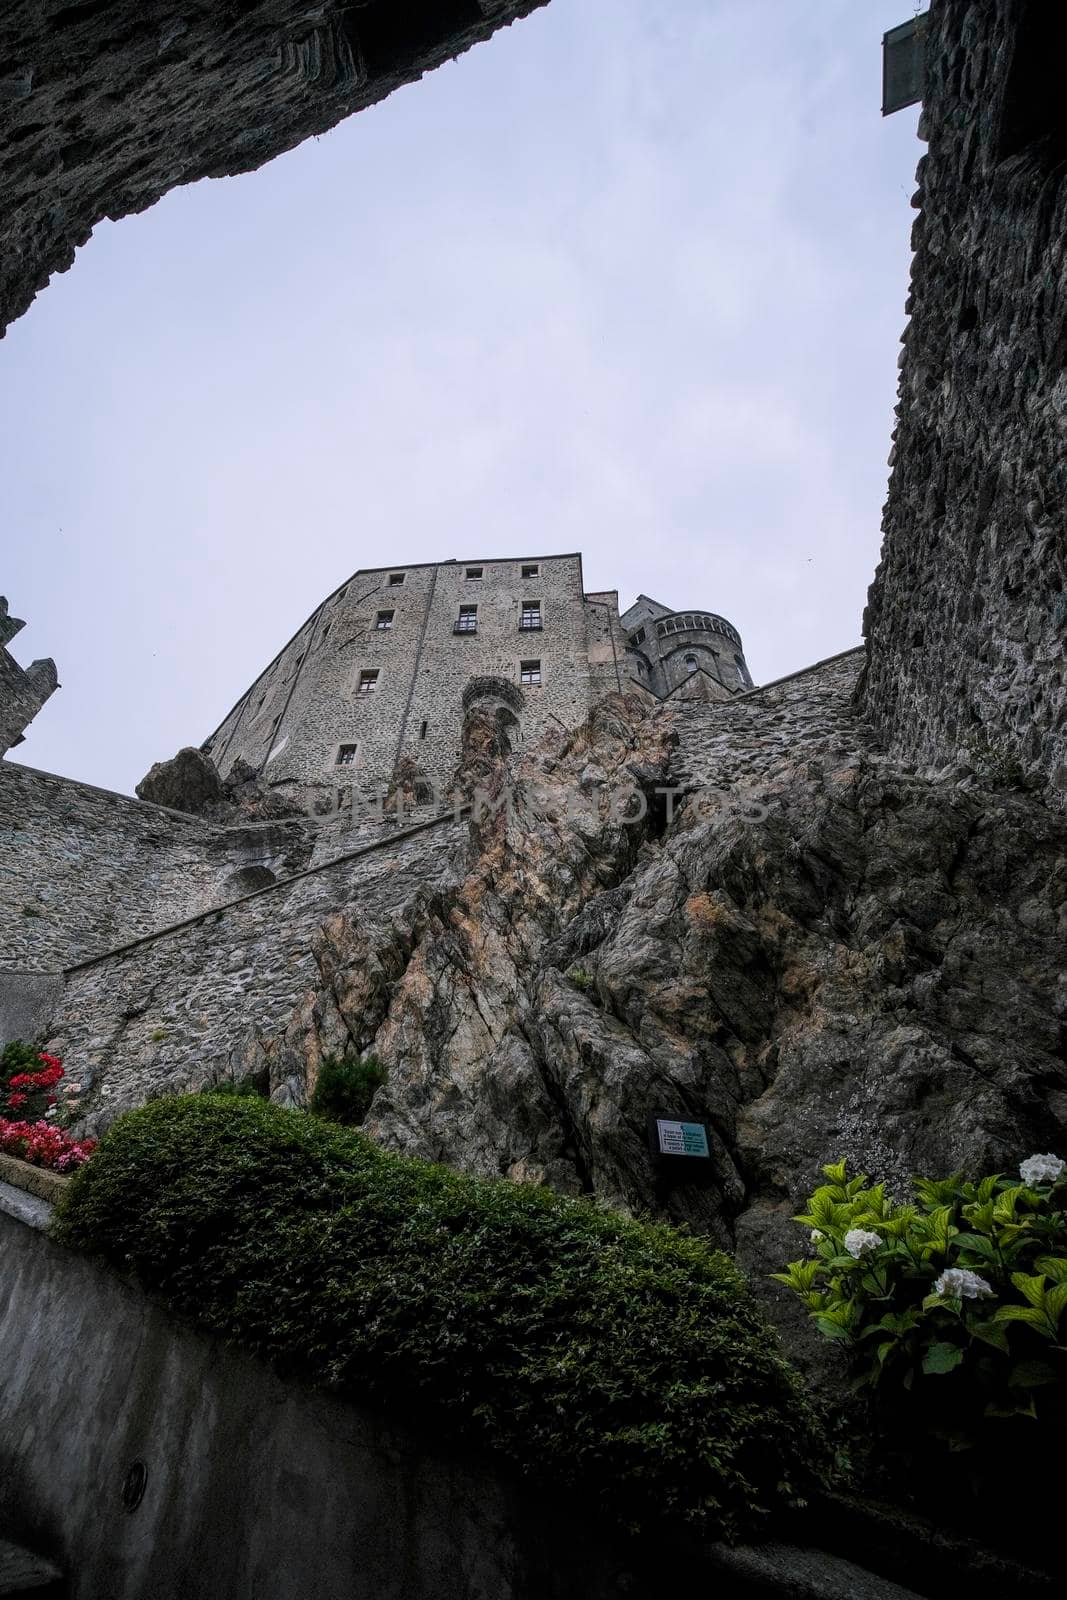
[655,1119,710,1158]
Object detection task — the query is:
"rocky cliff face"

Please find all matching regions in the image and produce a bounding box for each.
[191,654,1065,1327]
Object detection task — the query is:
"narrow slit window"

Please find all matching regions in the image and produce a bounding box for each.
[375,610,394,630]
[520,600,542,631]
[419,720,428,740]
[520,659,542,685]
[357,670,379,696]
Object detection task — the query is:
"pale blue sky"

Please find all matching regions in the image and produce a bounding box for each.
[2,0,921,794]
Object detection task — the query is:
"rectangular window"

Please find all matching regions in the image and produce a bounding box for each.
[375,610,394,630]
[632,626,645,645]
[454,605,478,634]
[335,744,358,766]
[521,563,539,579]
[520,600,542,631]
[357,670,379,695]
[388,573,405,586]
[465,567,483,580]
[419,720,428,740]
[520,659,542,685]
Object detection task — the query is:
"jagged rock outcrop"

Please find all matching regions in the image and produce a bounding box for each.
[354,672,1066,1298]
[149,656,1063,1311]
[136,747,303,821]
[56,656,1066,1367]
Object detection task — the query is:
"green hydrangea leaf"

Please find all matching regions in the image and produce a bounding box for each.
[922,1341,964,1375]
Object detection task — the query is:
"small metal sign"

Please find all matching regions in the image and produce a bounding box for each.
[648,1115,713,1187]
[654,1119,710,1158]
[882,15,927,116]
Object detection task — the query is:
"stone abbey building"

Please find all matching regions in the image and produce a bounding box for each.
[202,554,753,808]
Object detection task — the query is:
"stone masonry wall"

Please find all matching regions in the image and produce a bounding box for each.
[0,597,57,758]
[670,648,867,799]
[49,813,468,1133]
[0,761,313,969]
[864,0,1067,801]
[0,1,550,337]
[206,555,618,808]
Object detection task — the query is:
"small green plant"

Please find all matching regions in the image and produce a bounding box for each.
[150,1028,167,1042]
[208,1077,262,1099]
[568,966,593,992]
[773,1156,1067,1448]
[309,1053,387,1126]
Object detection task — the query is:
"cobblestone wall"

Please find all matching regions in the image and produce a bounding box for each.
[864,0,1067,802]
[0,598,57,758]
[49,814,468,1133]
[0,762,313,969]
[669,649,867,799]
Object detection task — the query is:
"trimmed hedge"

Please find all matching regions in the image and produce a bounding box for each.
[52,1095,817,1538]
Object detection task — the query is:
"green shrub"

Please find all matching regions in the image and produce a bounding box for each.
[568,966,593,991]
[2,1040,40,1077]
[309,1053,386,1126]
[773,1158,1067,1448]
[52,1095,817,1539]
[208,1077,263,1099]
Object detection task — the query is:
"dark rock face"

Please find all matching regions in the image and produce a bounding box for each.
[864,0,1067,804]
[0,0,549,337]
[146,658,1060,1337]
[361,671,1067,1297]
[136,747,223,813]
[136,747,303,820]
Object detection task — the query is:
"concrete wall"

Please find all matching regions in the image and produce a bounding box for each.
[864,0,1067,801]
[0,761,314,969]
[0,1204,685,1600]
[0,971,63,1050]
[207,555,623,807]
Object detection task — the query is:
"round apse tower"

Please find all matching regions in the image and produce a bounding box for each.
[623,600,753,699]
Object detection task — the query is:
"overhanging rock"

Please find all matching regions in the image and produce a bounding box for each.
[0,0,551,337]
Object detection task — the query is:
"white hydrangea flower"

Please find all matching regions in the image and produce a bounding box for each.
[843,1228,881,1259]
[934,1267,993,1300]
[1019,1153,1065,1187]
